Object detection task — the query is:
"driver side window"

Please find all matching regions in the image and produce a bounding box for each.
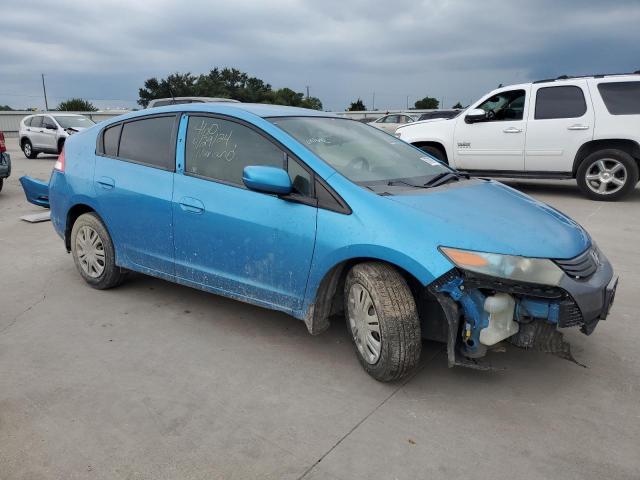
[476,89,526,121]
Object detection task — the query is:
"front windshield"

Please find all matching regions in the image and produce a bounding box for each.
[270,117,450,184]
[54,115,95,129]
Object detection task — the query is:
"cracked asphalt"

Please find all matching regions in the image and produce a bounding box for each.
[1,144,639,480]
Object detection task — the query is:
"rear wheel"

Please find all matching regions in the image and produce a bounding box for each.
[71,212,127,289]
[576,149,639,201]
[22,139,37,159]
[0,178,3,192]
[417,144,447,164]
[344,262,421,382]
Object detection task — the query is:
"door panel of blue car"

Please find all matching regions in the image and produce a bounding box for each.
[93,114,178,275]
[172,114,317,311]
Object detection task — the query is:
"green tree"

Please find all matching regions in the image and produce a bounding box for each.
[0,105,13,111]
[347,98,367,111]
[452,101,463,109]
[414,96,439,109]
[301,96,323,110]
[55,98,97,112]
[137,68,322,109]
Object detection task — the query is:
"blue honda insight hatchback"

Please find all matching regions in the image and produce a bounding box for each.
[47,103,617,381]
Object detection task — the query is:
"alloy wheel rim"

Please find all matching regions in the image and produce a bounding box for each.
[24,143,31,156]
[75,226,105,278]
[347,283,381,364]
[585,158,627,195]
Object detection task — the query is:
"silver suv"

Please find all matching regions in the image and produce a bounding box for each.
[19,113,95,158]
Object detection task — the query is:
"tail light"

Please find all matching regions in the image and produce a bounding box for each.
[54,147,65,172]
[0,131,6,153]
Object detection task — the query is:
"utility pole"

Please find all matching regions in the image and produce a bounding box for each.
[41,74,49,111]
[406,95,409,110]
[372,92,375,111]
[305,85,310,99]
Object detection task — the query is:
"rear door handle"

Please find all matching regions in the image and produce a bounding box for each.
[96,176,115,189]
[503,127,522,133]
[179,196,205,214]
[567,124,590,130]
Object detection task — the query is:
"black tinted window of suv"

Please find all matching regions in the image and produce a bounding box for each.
[118,116,176,170]
[535,86,587,119]
[598,82,640,115]
[103,124,121,157]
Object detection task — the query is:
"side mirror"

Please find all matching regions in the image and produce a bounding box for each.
[242,165,292,195]
[45,123,57,130]
[465,108,487,124]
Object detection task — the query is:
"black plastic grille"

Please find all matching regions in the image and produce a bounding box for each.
[558,299,583,327]
[555,248,598,279]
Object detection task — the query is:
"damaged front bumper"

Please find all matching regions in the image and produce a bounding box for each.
[426,247,617,369]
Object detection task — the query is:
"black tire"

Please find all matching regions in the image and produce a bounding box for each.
[344,262,421,382]
[576,149,639,201]
[0,178,3,192]
[417,144,447,163]
[22,139,37,159]
[70,212,127,289]
[57,138,65,154]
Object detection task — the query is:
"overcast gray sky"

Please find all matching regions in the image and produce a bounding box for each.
[1,0,639,111]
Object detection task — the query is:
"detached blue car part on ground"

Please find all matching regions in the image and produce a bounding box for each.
[43,103,617,381]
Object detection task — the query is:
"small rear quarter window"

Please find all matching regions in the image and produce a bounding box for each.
[597,82,640,115]
[103,124,122,157]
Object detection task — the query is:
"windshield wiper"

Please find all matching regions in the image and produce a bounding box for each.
[423,171,465,188]
[387,179,424,188]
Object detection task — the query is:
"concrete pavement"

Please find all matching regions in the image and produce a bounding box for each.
[1,144,639,480]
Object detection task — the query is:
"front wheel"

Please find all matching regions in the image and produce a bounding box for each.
[71,212,127,289]
[576,149,639,201]
[344,262,422,382]
[417,145,447,164]
[22,139,37,159]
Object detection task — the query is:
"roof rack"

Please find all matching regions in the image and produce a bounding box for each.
[533,71,640,84]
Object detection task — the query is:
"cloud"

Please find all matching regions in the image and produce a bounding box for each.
[1,0,639,110]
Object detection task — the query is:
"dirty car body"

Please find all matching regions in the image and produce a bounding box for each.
[46,103,617,381]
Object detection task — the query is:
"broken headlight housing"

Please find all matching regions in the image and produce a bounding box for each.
[440,247,564,286]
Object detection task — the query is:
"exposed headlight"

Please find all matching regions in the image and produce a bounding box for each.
[440,247,564,286]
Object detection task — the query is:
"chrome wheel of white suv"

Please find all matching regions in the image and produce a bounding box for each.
[577,149,639,201]
[584,158,627,195]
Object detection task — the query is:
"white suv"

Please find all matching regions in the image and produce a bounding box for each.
[19,113,95,159]
[396,74,640,201]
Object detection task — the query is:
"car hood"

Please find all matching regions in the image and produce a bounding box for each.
[387,179,590,259]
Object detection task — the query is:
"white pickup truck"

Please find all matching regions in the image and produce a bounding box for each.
[396,74,640,201]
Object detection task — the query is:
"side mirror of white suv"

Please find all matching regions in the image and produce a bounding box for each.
[464,108,487,124]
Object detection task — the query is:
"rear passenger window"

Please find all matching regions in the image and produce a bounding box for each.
[103,124,121,157]
[118,116,176,170]
[31,116,43,128]
[185,116,284,185]
[597,82,640,115]
[534,86,587,119]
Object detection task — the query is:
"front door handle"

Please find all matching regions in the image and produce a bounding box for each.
[503,127,522,133]
[179,196,205,214]
[567,124,590,130]
[96,176,115,189]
